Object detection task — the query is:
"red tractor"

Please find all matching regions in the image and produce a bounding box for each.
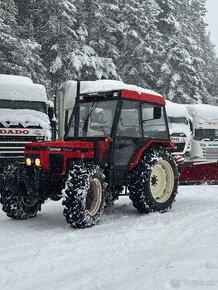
[0,80,179,228]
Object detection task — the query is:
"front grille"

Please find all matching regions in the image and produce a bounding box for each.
[172,142,186,153]
[49,154,64,174]
[0,136,42,159]
[203,147,218,159]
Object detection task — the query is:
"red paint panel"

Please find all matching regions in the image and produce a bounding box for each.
[25,140,94,149]
[121,89,165,105]
[129,140,173,171]
[179,160,218,184]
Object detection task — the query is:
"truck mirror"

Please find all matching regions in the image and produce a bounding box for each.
[153,107,161,119]
[48,106,54,121]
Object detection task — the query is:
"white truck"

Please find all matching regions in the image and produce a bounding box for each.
[0,75,54,171]
[177,103,218,184]
[185,104,218,159]
[165,100,192,156]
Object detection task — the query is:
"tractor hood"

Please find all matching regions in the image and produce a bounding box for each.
[24,140,96,174]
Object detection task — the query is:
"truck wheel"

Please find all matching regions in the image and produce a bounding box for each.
[128,148,178,213]
[0,163,43,219]
[62,162,106,228]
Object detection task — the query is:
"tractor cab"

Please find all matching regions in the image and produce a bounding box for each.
[62,82,171,186]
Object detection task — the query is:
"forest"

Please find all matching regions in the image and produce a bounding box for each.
[1,0,218,104]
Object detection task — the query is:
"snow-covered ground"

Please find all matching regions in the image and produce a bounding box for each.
[0,185,218,290]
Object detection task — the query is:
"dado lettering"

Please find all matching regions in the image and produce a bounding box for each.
[0,129,29,134]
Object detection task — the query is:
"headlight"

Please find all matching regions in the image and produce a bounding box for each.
[35,158,41,167]
[25,158,32,166]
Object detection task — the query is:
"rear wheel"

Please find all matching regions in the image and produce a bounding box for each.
[62,162,106,228]
[129,148,178,213]
[0,163,44,219]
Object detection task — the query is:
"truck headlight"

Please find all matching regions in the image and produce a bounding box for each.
[25,158,32,166]
[35,158,41,167]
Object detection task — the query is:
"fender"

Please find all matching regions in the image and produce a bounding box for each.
[129,140,174,171]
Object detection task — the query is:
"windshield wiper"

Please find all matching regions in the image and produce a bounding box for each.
[82,102,98,135]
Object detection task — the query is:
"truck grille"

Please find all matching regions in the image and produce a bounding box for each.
[0,136,42,160]
[203,147,218,159]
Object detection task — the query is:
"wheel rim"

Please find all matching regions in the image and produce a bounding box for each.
[150,160,174,203]
[22,197,38,208]
[86,178,102,216]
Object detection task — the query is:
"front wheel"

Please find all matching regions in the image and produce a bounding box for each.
[0,163,44,219]
[128,148,179,213]
[62,162,106,228]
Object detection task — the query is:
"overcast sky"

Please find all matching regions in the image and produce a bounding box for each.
[205,0,218,53]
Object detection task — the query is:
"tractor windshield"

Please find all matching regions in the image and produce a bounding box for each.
[67,100,118,138]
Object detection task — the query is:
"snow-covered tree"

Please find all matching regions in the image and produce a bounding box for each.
[0,0,45,84]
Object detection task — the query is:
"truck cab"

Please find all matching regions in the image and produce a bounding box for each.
[166,100,192,157]
[0,74,54,171]
[186,104,218,159]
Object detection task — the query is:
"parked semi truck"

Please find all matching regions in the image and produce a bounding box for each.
[178,104,218,184]
[166,100,192,156]
[0,74,54,172]
[0,80,179,228]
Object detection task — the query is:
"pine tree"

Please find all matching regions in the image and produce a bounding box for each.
[0,0,23,73]
[0,0,45,84]
[73,0,118,80]
[115,0,158,88]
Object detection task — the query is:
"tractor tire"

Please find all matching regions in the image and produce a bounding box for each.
[62,162,106,228]
[128,148,178,214]
[0,163,44,219]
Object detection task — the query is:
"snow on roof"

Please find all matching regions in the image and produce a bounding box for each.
[0,74,33,84]
[64,80,163,109]
[186,104,218,121]
[166,100,191,119]
[0,109,50,129]
[0,83,47,102]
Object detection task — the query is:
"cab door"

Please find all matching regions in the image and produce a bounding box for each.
[112,100,143,183]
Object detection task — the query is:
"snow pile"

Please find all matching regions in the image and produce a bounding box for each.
[0,74,47,102]
[64,80,163,109]
[0,74,32,84]
[0,109,50,129]
[186,104,218,122]
[166,100,191,119]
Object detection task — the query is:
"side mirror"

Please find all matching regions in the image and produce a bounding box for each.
[153,107,162,119]
[48,106,54,121]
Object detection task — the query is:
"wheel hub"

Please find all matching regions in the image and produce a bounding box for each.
[22,197,38,208]
[86,178,102,216]
[150,160,174,203]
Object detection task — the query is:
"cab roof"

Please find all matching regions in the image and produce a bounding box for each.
[64,80,165,109]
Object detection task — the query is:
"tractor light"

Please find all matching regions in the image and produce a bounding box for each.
[25,158,32,166]
[35,158,41,167]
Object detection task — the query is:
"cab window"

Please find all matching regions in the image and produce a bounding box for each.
[117,101,141,138]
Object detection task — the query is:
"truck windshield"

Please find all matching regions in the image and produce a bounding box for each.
[68,100,118,138]
[195,129,218,141]
[169,117,188,124]
[0,100,47,113]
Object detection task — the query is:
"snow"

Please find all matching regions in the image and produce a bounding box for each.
[64,80,163,110]
[166,100,191,119]
[169,123,192,139]
[0,75,47,102]
[1,185,218,290]
[186,104,218,122]
[0,74,33,84]
[0,109,50,129]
